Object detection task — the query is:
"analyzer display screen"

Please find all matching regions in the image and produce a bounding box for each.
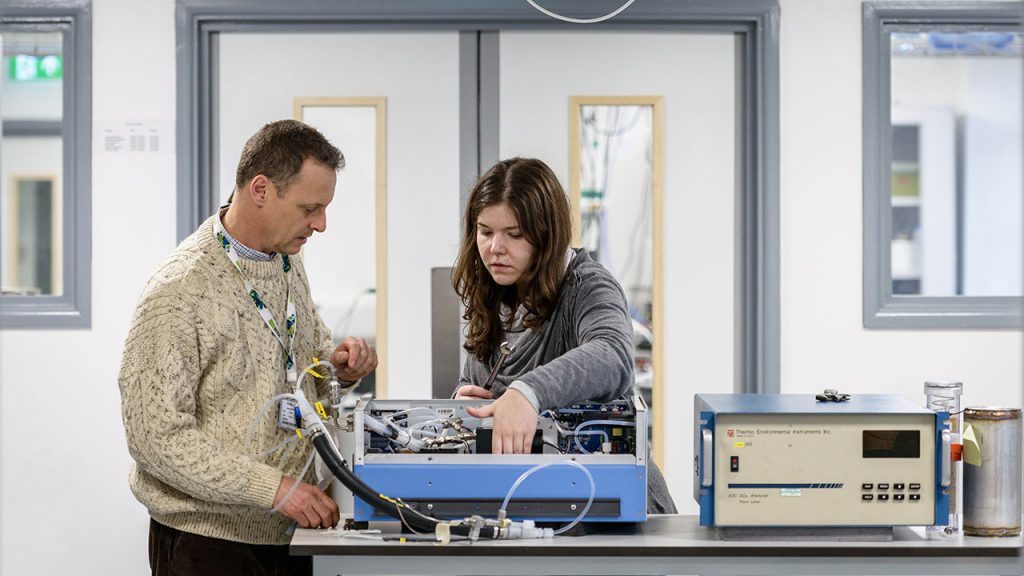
[862,430,920,458]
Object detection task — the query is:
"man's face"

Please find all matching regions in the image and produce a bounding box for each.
[263,158,336,255]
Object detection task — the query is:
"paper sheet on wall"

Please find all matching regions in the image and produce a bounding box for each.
[96,119,174,154]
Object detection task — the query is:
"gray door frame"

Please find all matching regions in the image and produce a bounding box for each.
[175,0,781,393]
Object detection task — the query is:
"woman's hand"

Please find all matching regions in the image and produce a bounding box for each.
[454,385,494,400]
[465,389,539,454]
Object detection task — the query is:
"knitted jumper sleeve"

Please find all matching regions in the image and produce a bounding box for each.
[119,283,284,510]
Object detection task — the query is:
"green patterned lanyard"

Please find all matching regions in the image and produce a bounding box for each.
[213,217,298,385]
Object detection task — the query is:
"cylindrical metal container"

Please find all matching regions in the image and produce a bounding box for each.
[963,407,1021,537]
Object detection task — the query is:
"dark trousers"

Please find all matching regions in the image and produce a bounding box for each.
[149,519,311,576]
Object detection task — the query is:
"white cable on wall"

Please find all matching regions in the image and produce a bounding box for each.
[526,0,637,24]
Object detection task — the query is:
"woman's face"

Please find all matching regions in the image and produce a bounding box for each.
[476,202,535,287]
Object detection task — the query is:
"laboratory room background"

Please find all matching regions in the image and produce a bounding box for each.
[1,0,1022,574]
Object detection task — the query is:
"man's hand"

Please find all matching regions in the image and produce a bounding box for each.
[454,385,494,401]
[273,476,340,529]
[330,336,377,382]
[465,388,539,454]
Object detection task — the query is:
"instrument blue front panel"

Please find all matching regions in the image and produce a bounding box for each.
[698,411,715,527]
[354,463,647,522]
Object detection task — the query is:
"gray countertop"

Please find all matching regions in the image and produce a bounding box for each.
[292,515,1023,576]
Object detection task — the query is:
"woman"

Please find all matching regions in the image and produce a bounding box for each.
[452,157,676,514]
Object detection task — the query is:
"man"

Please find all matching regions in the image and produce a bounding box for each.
[119,120,376,575]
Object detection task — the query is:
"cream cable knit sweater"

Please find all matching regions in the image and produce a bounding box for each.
[119,215,334,545]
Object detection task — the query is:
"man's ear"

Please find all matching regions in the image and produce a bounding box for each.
[249,175,271,207]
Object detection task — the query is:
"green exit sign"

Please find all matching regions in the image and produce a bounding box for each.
[7,55,62,81]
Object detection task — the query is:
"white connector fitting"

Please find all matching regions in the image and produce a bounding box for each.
[503,520,554,540]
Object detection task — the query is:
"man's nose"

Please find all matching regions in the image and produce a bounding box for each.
[311,211,326,233]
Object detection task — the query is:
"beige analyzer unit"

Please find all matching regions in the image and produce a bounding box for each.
[694,394,952,528]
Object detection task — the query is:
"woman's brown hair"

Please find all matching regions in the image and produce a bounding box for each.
[452,158,572,363]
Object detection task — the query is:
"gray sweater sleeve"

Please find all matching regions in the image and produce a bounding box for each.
[516,270,634,412]
[452,359,474,398]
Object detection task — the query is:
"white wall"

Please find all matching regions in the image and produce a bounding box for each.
[780,0,1021,405]
[1,1,176,574]
[0,2,1020,575]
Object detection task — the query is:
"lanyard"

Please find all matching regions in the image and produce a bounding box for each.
[212,217,299,385]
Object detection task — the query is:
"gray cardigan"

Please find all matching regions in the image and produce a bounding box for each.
[458,248,633,410]
[457,248,677,514]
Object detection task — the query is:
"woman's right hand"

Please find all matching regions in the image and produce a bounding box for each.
[454,385,494,400]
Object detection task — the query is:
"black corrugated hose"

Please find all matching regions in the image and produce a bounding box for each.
[311,432,500,539]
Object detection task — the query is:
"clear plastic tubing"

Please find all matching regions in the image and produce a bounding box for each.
[924,381,963,533]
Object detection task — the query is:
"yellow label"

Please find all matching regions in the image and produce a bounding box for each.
[963,423,982,467]
[733,441,745,448]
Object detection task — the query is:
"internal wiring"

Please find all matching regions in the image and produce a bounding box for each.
[370,407,480,452]
[573,430,611,454]
[574,420,635,454]
[543,440,565,454]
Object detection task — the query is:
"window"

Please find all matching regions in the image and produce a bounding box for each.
[1,0,91,328]
[863,1,1021,328]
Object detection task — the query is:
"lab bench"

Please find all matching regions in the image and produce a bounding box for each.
[291,514,1022,576]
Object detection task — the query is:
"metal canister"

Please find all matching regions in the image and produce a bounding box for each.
[963,407,1022,537]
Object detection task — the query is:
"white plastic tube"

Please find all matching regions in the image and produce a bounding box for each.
[499,460,596,536]
[294,360,336,394]
[270,445,318,513]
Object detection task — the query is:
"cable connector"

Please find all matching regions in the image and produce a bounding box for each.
[502,520,553,540]
[466,515,484,541]
[435,522,451,545]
